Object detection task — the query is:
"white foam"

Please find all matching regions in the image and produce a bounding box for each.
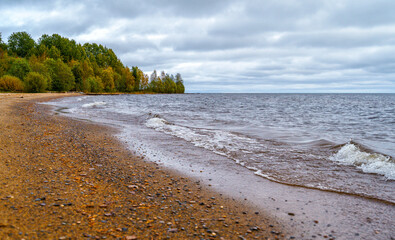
[76,96,87,101]
[330,143,395,180]
[145,117,168,128]
[82,101,107,108]
[145,117,259,160]
[254,170,277,181]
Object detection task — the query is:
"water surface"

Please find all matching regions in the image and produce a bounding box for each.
[46,93,395,204]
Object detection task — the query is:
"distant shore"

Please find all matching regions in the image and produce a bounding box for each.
[0,93,286,239]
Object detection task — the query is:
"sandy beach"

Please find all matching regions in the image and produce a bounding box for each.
[0,93,288,239]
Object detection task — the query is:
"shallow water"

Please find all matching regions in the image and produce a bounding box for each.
[45,93,395,204]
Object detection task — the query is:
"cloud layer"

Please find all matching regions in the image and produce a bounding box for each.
[1,0,395,92]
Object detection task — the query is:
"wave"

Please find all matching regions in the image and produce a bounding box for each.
[145,116,395,203]
[145,117,258,154]
[330,143,395,180]
[82,101,107,108]
[76,96,88,102]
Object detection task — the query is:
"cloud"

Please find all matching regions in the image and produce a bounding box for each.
[0,0,394,92]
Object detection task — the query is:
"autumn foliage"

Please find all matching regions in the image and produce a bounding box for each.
[0,32,185,93]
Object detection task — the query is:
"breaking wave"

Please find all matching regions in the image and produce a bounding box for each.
[330,143,395,180]
[82,101,107,108]
[145,117,258,156]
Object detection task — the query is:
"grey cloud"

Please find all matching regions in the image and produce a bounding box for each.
[1,0,395,92]
[328,0,395,27]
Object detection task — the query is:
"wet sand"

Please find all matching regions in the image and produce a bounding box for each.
[0,93,289,239]
[118,114,395,240]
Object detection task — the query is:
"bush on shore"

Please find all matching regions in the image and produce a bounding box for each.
[0,75,24,92]
[24,72,47,93]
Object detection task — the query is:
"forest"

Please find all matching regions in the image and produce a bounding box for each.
[0,32,185,93]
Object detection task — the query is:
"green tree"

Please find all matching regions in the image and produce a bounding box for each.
[29,55,51,87]
[81,60,94,80]
[122,67,134,92]
[8,58,31,80]
[0,57,14,77]
[7,32,36,57]
[100,67,115,92]
[24,72,47,93]
[71,62,83,91]
[175,73,185,93]
[38,34,85,62]
[48,46,61,60]
[83,43,123,69]
[87,76,103,93]
[149,70,159,92]
[33,44,49,60]
[2,32,185,94]
[113,72,122,92]
[163,74,177,93]
[0,75,24,92]
[45,59,75,91]
[0,33,7,51]
[132,66,143,91]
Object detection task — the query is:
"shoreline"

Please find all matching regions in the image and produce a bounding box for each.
[46,94,395,239]
[0,93,287,239]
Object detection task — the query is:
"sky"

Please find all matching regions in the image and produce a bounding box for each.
[1,0,395,93]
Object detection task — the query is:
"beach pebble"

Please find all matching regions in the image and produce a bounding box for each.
[124,236,137,240]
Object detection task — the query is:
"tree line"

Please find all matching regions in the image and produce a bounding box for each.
[0,32,185,93]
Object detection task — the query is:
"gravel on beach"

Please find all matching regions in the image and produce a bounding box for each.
[0,94,289,239]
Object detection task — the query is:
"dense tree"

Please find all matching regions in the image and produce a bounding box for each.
[0,45,7,59]
[33,44,49,61]
[38,34,86,62]
[100,67,115,92]
[0,33,7,52]
[163,74,177,93]
[87,76,103,93]
[113,71,123,92]
[29,55,51,84]
[132,66,143,91]
[150,70,158,82]
[8,32,36,58]
[149,70,161,92]
[48,46,61,60]
[175,73,185,93]
[45,59,75,91]
[0,57,14,77]
[8,58,31,80]
[0,32,185,93]
[24,72,47,93]
[71,62,83,91]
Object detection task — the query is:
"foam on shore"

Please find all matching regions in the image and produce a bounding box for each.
[330,143,395,179]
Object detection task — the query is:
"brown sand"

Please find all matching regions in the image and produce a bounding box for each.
[0,93,289,239]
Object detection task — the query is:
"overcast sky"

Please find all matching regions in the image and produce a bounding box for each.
[1,0,395,93]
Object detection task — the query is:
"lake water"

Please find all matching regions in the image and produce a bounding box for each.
[45,93,395,204]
